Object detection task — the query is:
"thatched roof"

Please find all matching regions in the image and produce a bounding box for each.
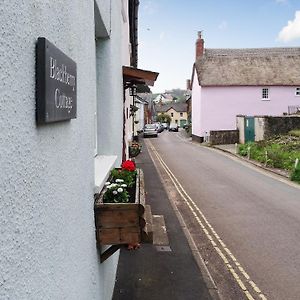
[155,102,187,113]
[195,48,300,86]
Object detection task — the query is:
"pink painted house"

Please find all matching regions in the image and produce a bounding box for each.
[191,32,300,143]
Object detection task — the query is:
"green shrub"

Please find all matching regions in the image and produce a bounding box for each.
[289,129,300,137]
[238,135,300,176]
[238,144,248,156]
[111,168,137,188]
[291,162,300,183]
[238,143,256,156]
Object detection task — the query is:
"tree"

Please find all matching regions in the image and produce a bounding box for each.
[136,84,151,93]
[156,113,171,124]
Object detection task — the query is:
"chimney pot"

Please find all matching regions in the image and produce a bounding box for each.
[186,79,191,90]
[196,31,204,60]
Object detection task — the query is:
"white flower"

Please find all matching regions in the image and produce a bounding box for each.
[110,183,117,188]
[113,190,118,195]
[121,184,127,188]
[115,179,124,183]
[105,182,111,186]
[117,188,123,193]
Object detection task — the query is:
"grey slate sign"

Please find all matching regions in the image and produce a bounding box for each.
[36,37,77,124]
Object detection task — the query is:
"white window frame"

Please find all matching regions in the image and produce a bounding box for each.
[295,87,300,96]
[261,88,270,101]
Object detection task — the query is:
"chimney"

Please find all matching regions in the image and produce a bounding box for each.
[196,31,204,60]
[186,79,191,90]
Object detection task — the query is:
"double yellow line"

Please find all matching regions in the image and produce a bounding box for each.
[146,139,267,300]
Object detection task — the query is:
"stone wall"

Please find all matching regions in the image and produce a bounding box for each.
[192,134,204,143]
[209,130,239,145]
[264,116,300,139]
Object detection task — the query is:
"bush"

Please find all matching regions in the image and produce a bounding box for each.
[238,144,249,156]
[289,129,300,137]
[239,142,300,170]
[129,142,142,158]
[291,162,300,183]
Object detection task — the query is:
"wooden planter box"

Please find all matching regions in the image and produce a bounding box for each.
[94,168,146,246]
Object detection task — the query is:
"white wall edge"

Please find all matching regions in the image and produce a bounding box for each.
[94,155,118,194]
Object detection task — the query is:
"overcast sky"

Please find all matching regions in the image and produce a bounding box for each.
[138,0,300,93]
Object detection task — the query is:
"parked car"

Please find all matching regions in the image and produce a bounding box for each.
[143,124,158,137]
[169,123,179,132]
[162,123,169,129]
[154,122,164,133]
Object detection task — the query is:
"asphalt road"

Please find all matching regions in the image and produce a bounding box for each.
[145,130,300,300]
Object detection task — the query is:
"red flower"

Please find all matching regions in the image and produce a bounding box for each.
[121,160,136,171]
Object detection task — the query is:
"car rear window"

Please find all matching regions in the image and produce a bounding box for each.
[145,124,156,129]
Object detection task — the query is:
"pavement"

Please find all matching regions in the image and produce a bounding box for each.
[112,138,214,300]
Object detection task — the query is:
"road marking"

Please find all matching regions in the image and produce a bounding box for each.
[145,139,267,300]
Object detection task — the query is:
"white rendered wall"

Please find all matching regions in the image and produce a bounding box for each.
[97,0,133,163]
[0,1,125,299]
[236,116,245,144]
[255,117,266,142]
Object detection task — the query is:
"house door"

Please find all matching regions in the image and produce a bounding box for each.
[244,117,255,142]
[180,119,186,128]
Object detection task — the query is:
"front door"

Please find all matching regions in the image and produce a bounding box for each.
[244,117,255,142]
[180,119,187,128]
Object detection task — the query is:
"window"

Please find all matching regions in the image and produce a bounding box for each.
[262,88,269,100]
[296,87,300,96]
[180,112,183,117]
[171,112,174,117]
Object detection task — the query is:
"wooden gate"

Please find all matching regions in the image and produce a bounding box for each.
[244,117,255,142]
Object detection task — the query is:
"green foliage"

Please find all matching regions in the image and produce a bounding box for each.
[238,144,248,156]
[165,88,186,102]
[129,142,142,158]
[111,168,137,188]
[291,163,300,183]
[136,84,151,93]
[238,137,300,174]
[185,123,192,137]
[103,180,129,203]
[289,129,300,137]
[157,113,171,124]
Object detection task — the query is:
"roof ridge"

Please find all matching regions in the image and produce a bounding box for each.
[204,47,300,58]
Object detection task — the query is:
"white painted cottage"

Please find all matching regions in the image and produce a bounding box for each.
[0,1,157,299]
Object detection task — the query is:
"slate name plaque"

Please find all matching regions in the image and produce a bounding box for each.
[36,37,77,123]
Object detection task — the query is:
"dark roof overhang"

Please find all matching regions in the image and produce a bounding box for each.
[123,66,159,87]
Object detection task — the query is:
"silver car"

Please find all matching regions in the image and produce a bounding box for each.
[143,124,158,138]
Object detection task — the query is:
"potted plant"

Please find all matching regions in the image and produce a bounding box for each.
[129,142,142,158]
[94,160,147,247]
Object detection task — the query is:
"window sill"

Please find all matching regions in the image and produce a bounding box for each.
[94,155,118,194]
[261,98,270,101]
